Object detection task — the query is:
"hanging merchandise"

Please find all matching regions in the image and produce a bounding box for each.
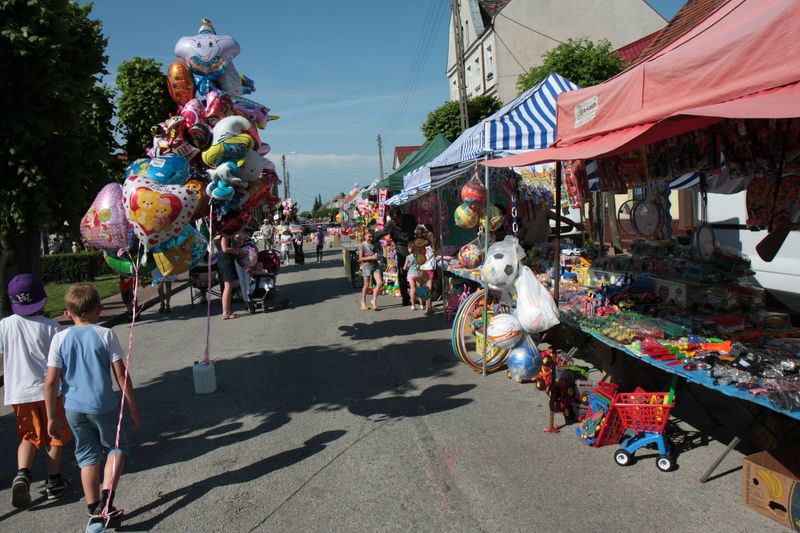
[506,336,543,383]
[454,202,480,229]
[692,185,716,261]
[458,240,484,269]
[480,204,504,232]
[480,236,523,290]
[486,313,524,350]
[461,176,488,205]
[514,265,560,334]
[562,160,591,209]
[80,183,134,253]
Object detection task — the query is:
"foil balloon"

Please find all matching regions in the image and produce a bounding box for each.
[103,252,155,277]
[239,176,269,212]
[80,183,133,252]
[218,211,251,234]
[166,61,195,105]
[180,98,206,127]
[239,150,268,183]
[123,175,198,250]
[153,236,194,277]
[185,179,210,219]
[187,123,212,150]
[142,156,190,185]
[204,91,234,126]
[174,19,241,96]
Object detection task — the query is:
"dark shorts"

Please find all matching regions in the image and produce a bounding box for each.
[316,245,323,252]
[121,290,134,305]
[216,254,238,282]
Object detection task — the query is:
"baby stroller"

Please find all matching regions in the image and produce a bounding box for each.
[248,250,290,313]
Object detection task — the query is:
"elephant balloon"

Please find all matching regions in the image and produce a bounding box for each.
[174,19,242,96]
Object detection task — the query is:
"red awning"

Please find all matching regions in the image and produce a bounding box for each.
[484,79,800,168]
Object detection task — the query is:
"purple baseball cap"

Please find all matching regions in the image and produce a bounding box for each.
[8,274,47,316]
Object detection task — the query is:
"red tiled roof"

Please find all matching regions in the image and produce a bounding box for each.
[615,29,661,64]
[394,145,421,166]
[479,0,511,19]
[635,0,729,62]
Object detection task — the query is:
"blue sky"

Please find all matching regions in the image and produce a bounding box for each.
[88,0,686,211]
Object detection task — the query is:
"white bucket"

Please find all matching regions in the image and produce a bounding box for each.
[193,361,216,394]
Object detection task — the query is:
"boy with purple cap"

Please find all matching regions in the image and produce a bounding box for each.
[0,273,72,507]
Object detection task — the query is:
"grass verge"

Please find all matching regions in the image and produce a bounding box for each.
[44,275,120,319]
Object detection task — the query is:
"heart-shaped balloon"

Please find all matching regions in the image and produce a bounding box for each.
[123,176,198,250]
[81,183,133,252]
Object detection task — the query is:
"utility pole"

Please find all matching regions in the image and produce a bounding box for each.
[281,154,287,199]
[377,134,386,179]
[286,171,291,200]
[451,0,469,130]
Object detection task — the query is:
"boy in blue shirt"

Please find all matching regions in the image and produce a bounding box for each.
[45,284,140,531]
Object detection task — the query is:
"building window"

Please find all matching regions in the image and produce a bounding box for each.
[486,45,494,81]
[474,57,481,91]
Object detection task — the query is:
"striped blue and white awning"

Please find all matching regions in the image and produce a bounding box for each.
[393,73,578,204]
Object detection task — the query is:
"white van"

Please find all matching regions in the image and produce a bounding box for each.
[707,190,800,312]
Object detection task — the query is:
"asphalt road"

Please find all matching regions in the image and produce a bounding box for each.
[0,246,784,532]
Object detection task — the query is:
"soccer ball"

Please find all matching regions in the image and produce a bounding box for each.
[481,250,518,288]
[454,202,480,229]
[486,313,523,349]
[506,342,542,382]
[458,243,484,269]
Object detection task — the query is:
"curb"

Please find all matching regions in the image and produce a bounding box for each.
[100,281,189,328]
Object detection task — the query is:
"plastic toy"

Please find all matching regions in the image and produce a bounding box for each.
[505,342,542,382]
[486,313,523,350]
[481,250,518,289]
[612,390,676,472]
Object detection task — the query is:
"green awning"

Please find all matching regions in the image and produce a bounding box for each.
[375,133,451,192]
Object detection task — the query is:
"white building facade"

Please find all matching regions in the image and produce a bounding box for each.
[448,0,667,104]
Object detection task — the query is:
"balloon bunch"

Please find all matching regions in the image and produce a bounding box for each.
[81,18,281,278]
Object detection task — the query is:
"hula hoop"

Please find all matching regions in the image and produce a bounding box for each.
[451,289,511,373]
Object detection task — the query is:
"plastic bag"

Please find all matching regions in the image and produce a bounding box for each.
[514,264,560,334]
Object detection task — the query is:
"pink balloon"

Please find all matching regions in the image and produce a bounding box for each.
[180,98,206,127]
[80,183,133,252]
[122,175,198,251]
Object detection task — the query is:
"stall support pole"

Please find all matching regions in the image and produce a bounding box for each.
[437,193,447,321]
[546,162,563,432]
[482,160,491,376]
[553,162,562,305]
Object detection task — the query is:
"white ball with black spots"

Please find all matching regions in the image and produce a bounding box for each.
[481,250,518,288]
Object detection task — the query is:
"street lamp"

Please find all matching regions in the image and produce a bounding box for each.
[281,151,297,199]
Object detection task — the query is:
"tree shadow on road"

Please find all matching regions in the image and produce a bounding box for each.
[122,430,346,531]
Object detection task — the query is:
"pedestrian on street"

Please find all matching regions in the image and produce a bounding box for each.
[280,230,292,265]
[314,227,325,263]
[358,229,383,311]
[259,218,274,250]
[1,274,72,508]
[215,230,241,319]
[375,206,417,306]
[151,268,175,313]
[44,283,140,530]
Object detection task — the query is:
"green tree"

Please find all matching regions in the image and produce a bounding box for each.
[312,194,322,212]
[0,0,117,316]
[116,57,174,158]
[517,38,624,93]
[421,95,503,143]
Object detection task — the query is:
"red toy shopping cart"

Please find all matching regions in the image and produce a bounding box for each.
[611,390,675,472]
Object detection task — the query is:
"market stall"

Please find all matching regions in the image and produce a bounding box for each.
[477,0,800,492]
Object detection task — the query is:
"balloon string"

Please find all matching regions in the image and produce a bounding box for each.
[103,241,142,520]
[203,201,213,364]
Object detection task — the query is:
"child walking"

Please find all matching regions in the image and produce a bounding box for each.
[280,230,292,265]
[358,230,384,311]
[403,253,425,311]
[45,284,140,531]
[1,274,72,508]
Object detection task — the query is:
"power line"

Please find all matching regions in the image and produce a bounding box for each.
[497,12,564,45]
[387,1,449,130]
[493,28,527,73]
[386,0,441,128]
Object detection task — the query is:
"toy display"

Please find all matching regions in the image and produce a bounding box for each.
[486,313,523,350]
[506,341,542,382]
[461,176,487,205]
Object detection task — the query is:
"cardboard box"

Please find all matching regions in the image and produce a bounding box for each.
[742,447,800,531]
[651,277,698,308]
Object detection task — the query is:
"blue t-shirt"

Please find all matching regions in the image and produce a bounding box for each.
[47,325,124,414]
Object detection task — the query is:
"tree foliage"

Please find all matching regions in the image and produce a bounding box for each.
[116,57,174,158]
[312,194,322,212]
[0,0,116,234]
[517,38,624,93]
[421,95,503,143]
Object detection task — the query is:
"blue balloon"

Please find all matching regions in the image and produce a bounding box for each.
[124,156,189,185]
